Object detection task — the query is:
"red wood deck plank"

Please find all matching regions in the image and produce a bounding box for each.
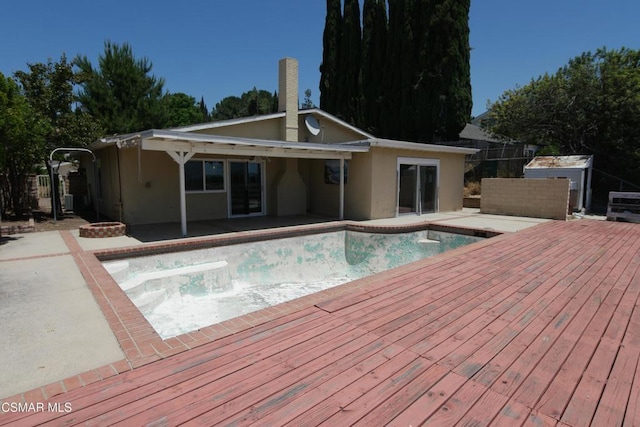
[407,376,489,427]
[590,342,640,427]
[536,233,640,423]
[88,314,360,425]
[450,226,618,381]
[490,399,536,427]
[316,355,434,426]
[284,349,422,427]
[352,363,450,426]
[386,371,468,426]
[511,228,640,409]
[244,342,407,426]
[454,387,510,427]
[191,335,404,426]
[484,227,636,395]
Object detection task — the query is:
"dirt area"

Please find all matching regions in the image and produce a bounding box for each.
[1,210,93,233]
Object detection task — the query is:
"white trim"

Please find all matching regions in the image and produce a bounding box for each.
[371,138,478,155]
[396,157,440,216]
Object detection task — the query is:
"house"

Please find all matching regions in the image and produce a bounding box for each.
[80,58,476,235]
[524,155,593,212]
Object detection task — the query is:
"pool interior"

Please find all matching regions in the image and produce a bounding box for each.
[102,229,483,339]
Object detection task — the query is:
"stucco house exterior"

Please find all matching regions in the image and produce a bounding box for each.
[81,58,476,235]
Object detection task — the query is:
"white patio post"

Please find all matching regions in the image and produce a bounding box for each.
[339,157,345,220]
[167,150,195,236]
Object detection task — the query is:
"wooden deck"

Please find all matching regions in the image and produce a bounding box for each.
[1,219,639,426]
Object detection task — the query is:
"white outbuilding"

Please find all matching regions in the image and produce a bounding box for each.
[524,155,593,212]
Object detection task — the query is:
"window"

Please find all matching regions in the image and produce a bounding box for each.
[184,160,225,192]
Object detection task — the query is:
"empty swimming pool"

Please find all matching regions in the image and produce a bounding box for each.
[102,229,483,338]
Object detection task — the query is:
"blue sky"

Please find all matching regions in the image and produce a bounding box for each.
[1,1,638,118]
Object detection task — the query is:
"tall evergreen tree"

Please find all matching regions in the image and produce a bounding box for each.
[381,0,411,138]
[76,41,166,134]
[336,0,362,123]
[198,96,210,122]
[360,0,387,132]
[319,0,342,114]
[417,0,472,141]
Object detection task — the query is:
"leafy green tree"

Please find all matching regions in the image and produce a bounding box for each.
[301,89,316,109]
[211,88,277,120]
[0,73,48,216]
[75,41,166,134]
[484,47,640,202]
[14,55,103,216]
[161,93,203,127]
[319,0,342,114]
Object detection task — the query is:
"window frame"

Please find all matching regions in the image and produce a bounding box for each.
[184,159,226,193]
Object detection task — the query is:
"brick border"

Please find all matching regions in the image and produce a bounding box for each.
[79,222,126,238]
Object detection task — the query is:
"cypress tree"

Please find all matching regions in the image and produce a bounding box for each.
[360,0,387,133]
[418,0,472,141]
[319,0,342,114]
[198,96,209,122]
[337,0,362,123]
[381,0,413,139]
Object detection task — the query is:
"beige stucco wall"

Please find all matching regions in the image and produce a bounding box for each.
[306,147,466,220]
[91,146,121,221]
[366,147,466,219]
[193,120,281,140]
[299,114,366,143]
[98,148,291,226]
[481,178,570,220]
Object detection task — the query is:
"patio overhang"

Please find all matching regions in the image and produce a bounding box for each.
[106,130,369,236]
[138,129,369,160]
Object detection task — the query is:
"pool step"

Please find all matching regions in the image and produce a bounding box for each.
[131,289,166,314]
[120,261,230,295]
[103,260,130,283]
[418,238,440,244]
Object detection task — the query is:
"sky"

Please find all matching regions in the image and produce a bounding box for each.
[1,1,638,118]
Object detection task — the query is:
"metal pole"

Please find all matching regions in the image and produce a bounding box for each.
[50,162,57,222]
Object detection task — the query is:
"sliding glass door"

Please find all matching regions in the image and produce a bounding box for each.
[229,160,265,216]
[397,158,439,215]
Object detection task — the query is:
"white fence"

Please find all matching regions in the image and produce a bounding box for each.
[36,175,68,210]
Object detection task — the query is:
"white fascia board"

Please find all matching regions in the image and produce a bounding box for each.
[369,138,479,155]
[140,130,368,159]
[301,109,375,139]
[170,112,286,132]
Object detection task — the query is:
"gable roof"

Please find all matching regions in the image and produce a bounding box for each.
[172,108,374,140]
[459,123,499,143]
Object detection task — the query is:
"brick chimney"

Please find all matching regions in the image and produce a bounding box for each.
[278,58,299,142]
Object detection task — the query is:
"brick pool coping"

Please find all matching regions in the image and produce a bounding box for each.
[3,220,504,404]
